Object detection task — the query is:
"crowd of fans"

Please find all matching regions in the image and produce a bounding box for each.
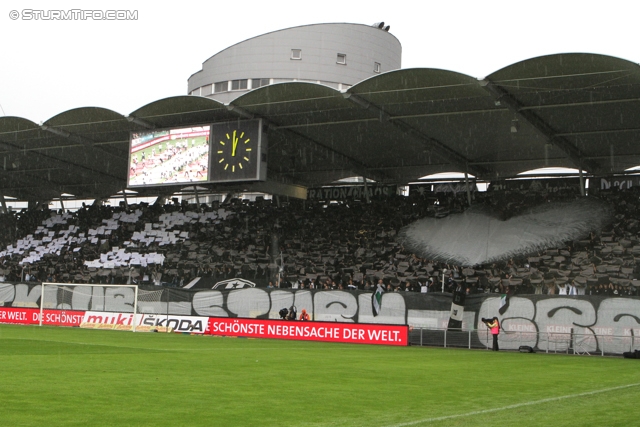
[0,185,638,297]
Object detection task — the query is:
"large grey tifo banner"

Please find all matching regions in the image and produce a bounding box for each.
[1,283,639,353]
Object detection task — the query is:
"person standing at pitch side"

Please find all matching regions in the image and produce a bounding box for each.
[482,317,500,351]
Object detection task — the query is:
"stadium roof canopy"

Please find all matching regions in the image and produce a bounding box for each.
[1,53,640,202]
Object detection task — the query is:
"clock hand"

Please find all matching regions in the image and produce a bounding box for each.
[232,130,238,157]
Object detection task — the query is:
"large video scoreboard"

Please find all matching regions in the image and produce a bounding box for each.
[128,119,267,188]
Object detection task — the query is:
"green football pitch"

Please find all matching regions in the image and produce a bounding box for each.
[1,324,639,427]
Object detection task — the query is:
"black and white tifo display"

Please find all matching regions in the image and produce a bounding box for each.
[398,198,614,266]
[1,283,639,354]
[128,119,267,187]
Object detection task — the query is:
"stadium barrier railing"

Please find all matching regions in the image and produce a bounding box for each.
[409,327,639,356]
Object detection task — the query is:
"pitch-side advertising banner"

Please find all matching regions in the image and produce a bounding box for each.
[0,307,406,345]
[208,317,408,346]
[0,307,209,333]
[0,307,85,326]
[81,311,210,334]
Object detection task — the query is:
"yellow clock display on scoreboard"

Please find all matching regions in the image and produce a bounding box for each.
[209,119,266,183]
[217,129,252,172]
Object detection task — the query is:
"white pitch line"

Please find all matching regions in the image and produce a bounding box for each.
[382,382,640,427]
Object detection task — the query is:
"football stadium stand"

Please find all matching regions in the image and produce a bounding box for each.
[0,185,638,298]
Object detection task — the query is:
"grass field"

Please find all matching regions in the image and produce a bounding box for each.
[1,324,639,427]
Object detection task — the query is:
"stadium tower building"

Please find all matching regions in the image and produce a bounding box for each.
[187,22,401,103]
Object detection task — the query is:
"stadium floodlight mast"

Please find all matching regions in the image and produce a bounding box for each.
[39,283,139,332]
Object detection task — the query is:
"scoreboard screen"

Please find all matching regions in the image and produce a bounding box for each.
[127,120,267,188]
[128,125,210,187]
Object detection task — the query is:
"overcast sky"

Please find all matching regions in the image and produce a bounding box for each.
[1,0,638,123]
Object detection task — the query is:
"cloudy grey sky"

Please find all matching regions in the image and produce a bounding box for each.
[1,0,638,123]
